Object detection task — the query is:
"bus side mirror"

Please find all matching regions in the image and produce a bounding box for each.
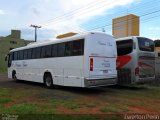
[5,55,8,61]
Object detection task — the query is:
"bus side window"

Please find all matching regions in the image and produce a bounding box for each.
[27,49,32,59]
[73,39,84,56]
[45,45,52,58]
[20,50,24,60]
[14,51,18,60]
[17,51,20,60]
[41,46,45,58]
[35,47,41,59]
[24,50,28,60]
[8,53,13,67]
[65,41,73,56]
[52,44,57,57]
[32,48,36,59]
[57,43,65,57]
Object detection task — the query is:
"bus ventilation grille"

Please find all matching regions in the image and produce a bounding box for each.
[118,68,131,85]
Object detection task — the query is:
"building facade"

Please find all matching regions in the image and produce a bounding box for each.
[0,30,33,73]
[112,14,140,38]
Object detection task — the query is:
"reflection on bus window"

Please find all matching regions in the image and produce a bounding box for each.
[116,39,133,56]
[138,37,154,52]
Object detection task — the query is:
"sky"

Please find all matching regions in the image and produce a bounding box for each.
[0,0,160,41]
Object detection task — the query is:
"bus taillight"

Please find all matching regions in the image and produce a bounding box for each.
[90,58,93,71]
[135,67,139,76]
[116,59,120,70]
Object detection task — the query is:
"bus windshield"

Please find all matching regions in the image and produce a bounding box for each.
[116,39,133,56]
[138,37,154,52]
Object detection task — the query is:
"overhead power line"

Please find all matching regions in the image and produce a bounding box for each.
[40,0,125,27]
[88,9,160,31]
[40,0,160,27]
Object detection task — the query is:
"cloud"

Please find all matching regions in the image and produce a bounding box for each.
[0,9,5,15]
[36,0,137,36]
[19,0,137,40]
[149,27,160,31]
[32,8,40,16]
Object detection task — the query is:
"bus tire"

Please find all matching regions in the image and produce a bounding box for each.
[12,71,17,81]
[44,73,53,88]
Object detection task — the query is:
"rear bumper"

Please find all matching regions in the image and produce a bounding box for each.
[135,77,155,84]
[84,77,117,88]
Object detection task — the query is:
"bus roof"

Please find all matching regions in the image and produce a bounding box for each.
[10,32,112,52]
[116,36,139,41]
[116,36,154,42]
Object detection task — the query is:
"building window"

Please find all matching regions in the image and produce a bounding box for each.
[10,41,17,44]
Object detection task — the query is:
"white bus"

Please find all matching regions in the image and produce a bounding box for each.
[155,51,160,81]
[116,36,155,84]
[7,32,117,88]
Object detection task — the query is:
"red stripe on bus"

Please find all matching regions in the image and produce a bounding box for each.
[117,56,132,69]
[138,62,153,68]
[89,56,116,58]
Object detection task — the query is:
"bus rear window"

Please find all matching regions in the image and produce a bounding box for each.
[138,37,154,52]
[116,39,133,56]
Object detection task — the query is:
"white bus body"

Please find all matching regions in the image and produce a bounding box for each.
[116,36,155,84]
[155,52,160,81]
[7,32,117,88]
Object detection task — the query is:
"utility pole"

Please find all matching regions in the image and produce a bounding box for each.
[30,25,41,42]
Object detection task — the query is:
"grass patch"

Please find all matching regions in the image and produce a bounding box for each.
[50,99,81,110]
[50,99,63,107]
[83,102,97,108]
[14,115,123,120]
[100,105,128,113]
[35,102,56,114]
[100,106,120,113]
[3,103,37,114]
[0,98,12,104]
[0,88,11,97]
[63,100,81,110]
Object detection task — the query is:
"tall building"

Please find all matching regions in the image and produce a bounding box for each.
[0,30,33,73]
[112,14,140,38]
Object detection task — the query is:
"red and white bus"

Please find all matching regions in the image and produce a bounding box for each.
[116,36,155,84]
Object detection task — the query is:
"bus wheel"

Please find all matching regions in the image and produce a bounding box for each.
[12,71,17,81]
[44,74,53,88]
